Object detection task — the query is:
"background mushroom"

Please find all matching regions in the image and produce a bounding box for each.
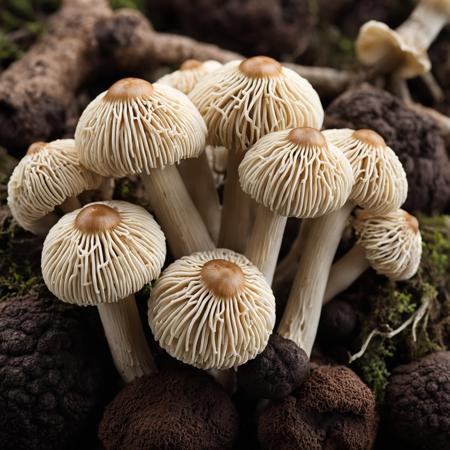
[7,139,102,235]
[190,56,324,252]
[75,77,214,258]
[99,367,239,450]
[42,200,166,382]
[148,248,276,370]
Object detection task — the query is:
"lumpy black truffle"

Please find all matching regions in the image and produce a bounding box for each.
[319,299,357,341]
[99,368,239,450]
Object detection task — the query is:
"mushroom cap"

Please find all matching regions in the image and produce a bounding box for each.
[353,208,422,280]
[157,60,223,94]
[99,368,239,450]
[323,128,408,214]
[7,139,102,235]
[42,200,166,306]
[356,20,431,78]
[189,57,323,154]
[425,0,450,17]
[75,78,207,177]
[239,127,354,218]
[148,248,276,370]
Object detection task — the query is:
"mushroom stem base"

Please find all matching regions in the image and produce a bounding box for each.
[97,296,156,383]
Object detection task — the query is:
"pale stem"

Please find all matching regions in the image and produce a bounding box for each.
[141,165,214,258]
[60,196,81,213]
[323,244,370,304]
[277,202,354,356]
[245,205,287,285]
[97,295,156,383]
[98,176,115,200]
[178,152,221,243]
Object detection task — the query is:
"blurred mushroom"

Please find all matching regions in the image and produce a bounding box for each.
[99,368,239,450]
[356,0,450,78]
[42,201,166,382]
[75,77,213,258]
[7,139,102,235]
[148,248,275,370]
[325,209,422,302]
[190,56,323,252]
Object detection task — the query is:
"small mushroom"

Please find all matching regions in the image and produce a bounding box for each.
[75,77,213,258]
[190,56,323,252]
[148,248,276,370]
[158,60,223,243]
[42,200,166,382]
[356,0,450,78]
[7,139,102,235]
[324,209,422,302]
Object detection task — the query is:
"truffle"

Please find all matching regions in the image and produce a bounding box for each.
[237,334,310,400]
[258,364,378,450]
[319,300,357,341]
[325,84,450,213]
[99,368,239,450]
[385,351,450,450]
[0,293,114,450]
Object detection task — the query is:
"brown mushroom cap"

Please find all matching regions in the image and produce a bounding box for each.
[42,200,166,305]
[323,128,408,214]
[239,127,354,218]
[189,57,324,154]
[75,78,207,177]
[7,139,102,234]
[353,208,422,280]
[148,248,276,370]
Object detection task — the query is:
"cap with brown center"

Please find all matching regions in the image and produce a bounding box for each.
[148,248,276,370]
[323,128,408,214]
[7,139,102,235]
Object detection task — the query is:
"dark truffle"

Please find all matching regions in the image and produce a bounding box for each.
[0,293,114,450]
[258,364,378,450]
[99,368,239,450]
[325,84,450,214]
[385,351,450,450]
[237,334,310,400]
[319,300,357,341]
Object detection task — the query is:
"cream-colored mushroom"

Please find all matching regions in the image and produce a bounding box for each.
[190,56,324,253]
[75,77,214,258]
[42,200,166,382]
[324,209,422,302]
[7,139,102,235]
[148,248,276,370]
[157,60,223,243]
[240,127,353,284]
[356,0,450,78]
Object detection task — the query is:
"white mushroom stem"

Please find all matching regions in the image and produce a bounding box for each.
[98,177,115,200]
[323,244,370,303]
[141,165,214,257]
[218,151,252,253]
[60,196,81,213]
[97,295,156,383]
[245,205,287,285]
[178,153,221,243]
[278,202,354,356]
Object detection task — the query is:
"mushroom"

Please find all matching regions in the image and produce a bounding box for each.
[75,77,214,258]
[148,248,276,370]
[157,60,223,243]
[324,209,422,302]
[239,127,352,284]
[7,139,102,235]
[99,368,239,450]
[356,0,450,78]
[41,200,166,382]
[190,56,323,252]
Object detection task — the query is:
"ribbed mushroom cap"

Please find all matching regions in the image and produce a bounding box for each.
[239,127,354,218]
[356,21,430,78]
[75,78,207,177]
[7,139,102,235]
[157,60,223,94]
[42,201,166,306]
[189,56,324,155]
[148,248,276,370]
[323,128,408,214]
[353,208,422,280]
